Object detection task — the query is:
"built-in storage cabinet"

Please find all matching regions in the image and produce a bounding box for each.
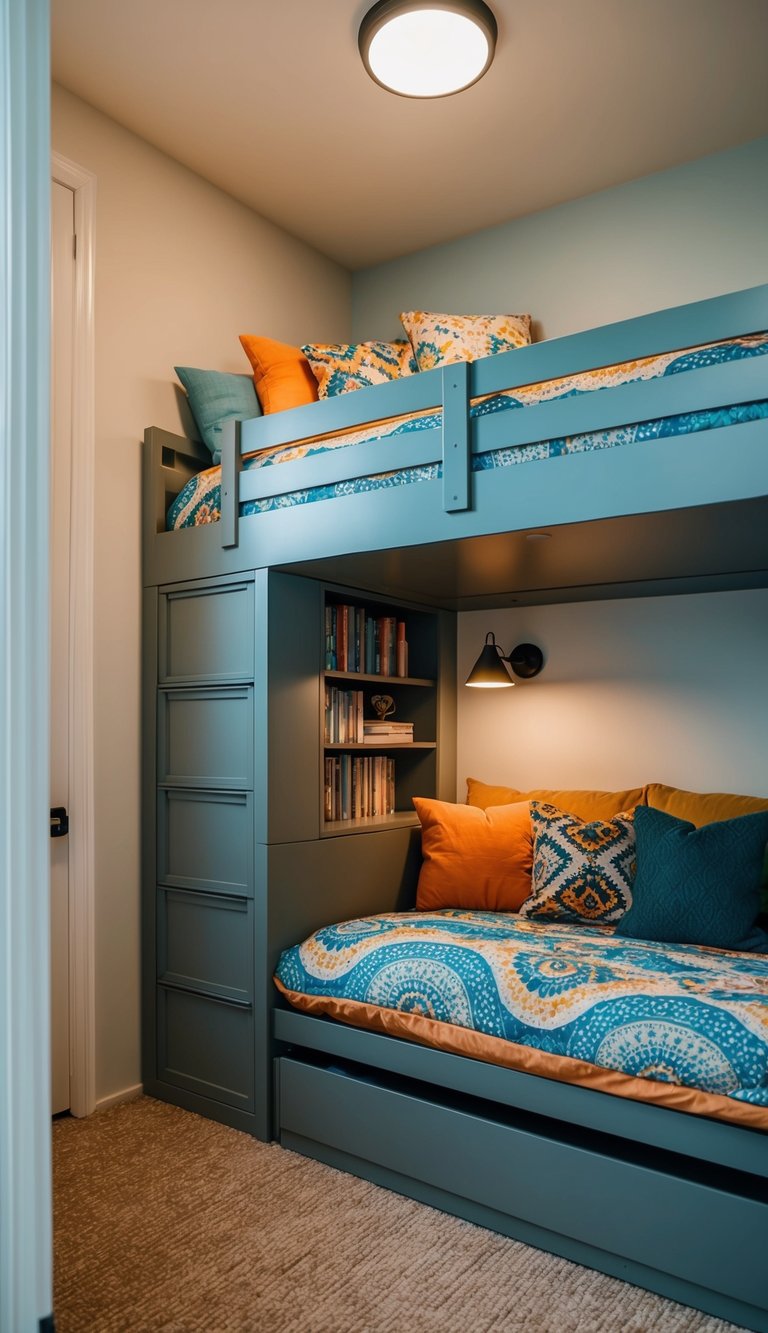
[321,590,443,835]
[143,567,456,1139]
[145,572,259,1131]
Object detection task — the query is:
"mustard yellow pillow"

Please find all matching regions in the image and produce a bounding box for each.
[239,334,318,415]
[466,778,646,824]
[413,797,533,912]
[645,783,768,827]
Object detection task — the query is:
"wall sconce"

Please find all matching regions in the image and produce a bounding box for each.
[465,632,544,687]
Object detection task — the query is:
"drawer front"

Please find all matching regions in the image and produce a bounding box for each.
[158,687,253,788]
[158,788,253,896]
[278,1060,767,1308]
[159,580,254,685]
[158,888,253,1003]
[158,987,254,1112]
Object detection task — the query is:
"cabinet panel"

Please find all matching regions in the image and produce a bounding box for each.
[158,888,253,1003]
[158,987,254,1111]
[159,580,254,684]
[158,686,254,788]
[158,788,253,896]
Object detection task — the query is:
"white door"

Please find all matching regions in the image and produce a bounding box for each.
[50,179,75,1115]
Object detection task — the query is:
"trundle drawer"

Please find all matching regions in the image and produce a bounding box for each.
[158,987,254,1112]
[159,580,254,685]
[277,1058,766,1308]
[158,788,253,895]
[158,686,253,788]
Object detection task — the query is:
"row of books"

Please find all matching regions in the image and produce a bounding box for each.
[323,688,416,745]
[324,686,363,744]
[325,603,409,677]
[324,755,395,822]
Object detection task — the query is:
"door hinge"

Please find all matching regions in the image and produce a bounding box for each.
[73,232,77,260]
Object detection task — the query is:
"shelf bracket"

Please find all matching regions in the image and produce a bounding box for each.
[441,361,470,513]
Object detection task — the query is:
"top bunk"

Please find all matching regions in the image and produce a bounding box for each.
[142,284,768,606]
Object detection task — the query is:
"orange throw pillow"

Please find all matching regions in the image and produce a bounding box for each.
[413,797,533,912]
[239,334,319,415]
[466,777,646,823]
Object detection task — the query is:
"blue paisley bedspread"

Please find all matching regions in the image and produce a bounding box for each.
[275,911,768,1114]
[168,333,768,529]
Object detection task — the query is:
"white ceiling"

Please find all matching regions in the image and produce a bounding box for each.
[51,0,768,270]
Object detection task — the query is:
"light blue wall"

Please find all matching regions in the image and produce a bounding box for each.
[351,140,768,802]
[457,591,768,800]
[351,138,768,343]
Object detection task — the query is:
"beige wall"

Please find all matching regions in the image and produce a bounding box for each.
[51,84,351,1104]
[457,590,768,803]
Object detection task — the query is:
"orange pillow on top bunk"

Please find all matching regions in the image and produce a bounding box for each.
[239,334,319,415]
[413,796,533,912]
[466,777,646,823]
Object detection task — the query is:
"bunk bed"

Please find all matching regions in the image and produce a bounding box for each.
[142,283,768,1333]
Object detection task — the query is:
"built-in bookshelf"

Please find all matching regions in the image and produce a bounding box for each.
[321,589,440,835]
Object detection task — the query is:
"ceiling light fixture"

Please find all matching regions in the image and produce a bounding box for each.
[358,0,498,99]
[465,633,544,688]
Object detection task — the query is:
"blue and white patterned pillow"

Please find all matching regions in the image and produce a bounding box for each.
[519,802,636,925]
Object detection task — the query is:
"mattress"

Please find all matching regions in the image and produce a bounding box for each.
[168,333,768,529]
[274,910,768,1130]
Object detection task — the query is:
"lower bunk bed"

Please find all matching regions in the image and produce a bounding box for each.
[271,908,768,1331]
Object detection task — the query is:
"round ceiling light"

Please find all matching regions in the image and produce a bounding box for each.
[359,1,497,99]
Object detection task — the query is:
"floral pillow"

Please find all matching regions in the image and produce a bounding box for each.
[518,802,636,925]
[399,310,532,372]
[301,339,417,397]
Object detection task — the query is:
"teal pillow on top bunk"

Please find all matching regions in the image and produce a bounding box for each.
[174,366,261,465]
[616,805,768,952]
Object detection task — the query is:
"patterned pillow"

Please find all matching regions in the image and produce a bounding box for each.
[399,310,532,372]
[301,339,418,397]
[519,802,636,925]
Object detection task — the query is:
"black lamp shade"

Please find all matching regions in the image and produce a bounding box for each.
[465,634,544,687]
[465,635,514,687]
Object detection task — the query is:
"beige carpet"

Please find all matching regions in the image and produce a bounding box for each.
[53,1096,744,1333]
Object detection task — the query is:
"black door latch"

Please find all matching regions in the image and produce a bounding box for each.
[50,807,69,838]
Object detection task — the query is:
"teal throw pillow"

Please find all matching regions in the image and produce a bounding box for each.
[616,805,768,951]
[175,367,261,465]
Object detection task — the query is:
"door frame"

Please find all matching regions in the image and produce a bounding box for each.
[1,1,53,1324]
[51,150,97,1118]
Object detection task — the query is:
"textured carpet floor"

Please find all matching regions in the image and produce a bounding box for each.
[53,1096,745,1333]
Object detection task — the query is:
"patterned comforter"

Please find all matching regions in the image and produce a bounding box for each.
[168,334,768,529]
[274,911,768,1129]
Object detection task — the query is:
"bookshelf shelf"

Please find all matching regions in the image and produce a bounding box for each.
[323,670,435,688]
[321,810,420,838]
[321,587,443,832]
[324,742,437,752]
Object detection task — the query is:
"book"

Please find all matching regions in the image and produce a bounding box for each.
[396,620,408,677]
[323,754,395,821]
[362,734,412,745]
[362,725,410,735]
